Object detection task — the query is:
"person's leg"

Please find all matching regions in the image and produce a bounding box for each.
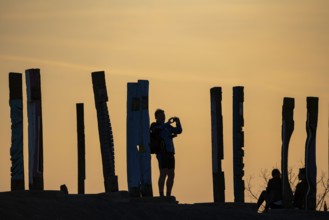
[157,153,167,197]
[166,168,175,196]
[270,203,283,209]
[158,168,167,197]
[257,191,267,210]
[166,153,175,197]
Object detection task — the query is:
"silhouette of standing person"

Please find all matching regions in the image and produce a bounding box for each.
[257,168,283,212]
[150,109,182,197]
[293,168,307,209]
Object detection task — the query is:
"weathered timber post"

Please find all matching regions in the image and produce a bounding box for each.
[233,86,244,202]
[281,97,294,208]
[91,71,118,192]
[9,73,25,190]
[76,103,85,194]
[26,68,44,190]
[305,97,319,210]
[127,80,152,197]
[210,87,225,203]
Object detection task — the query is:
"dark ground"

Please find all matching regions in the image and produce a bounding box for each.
[0,191,328,220]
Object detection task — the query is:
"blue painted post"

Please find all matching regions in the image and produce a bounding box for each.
[127,80,152,197]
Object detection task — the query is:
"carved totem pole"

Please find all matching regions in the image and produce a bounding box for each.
[305,97,319,210]
[127,80,153,197]
[92,71,118,192]
[9,73,25,190]
[210,87,225,203]
[281,97,294,208]
[26,68,44,190]
[233,86,245,202]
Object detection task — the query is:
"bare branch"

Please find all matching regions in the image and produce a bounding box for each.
[245,175,258,202]
[259,169,269,189]
[316,172,329,210]
[288,167,298,192]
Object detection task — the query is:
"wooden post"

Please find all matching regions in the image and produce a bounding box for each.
[233,86,244,202]
[281,97,294,208]
[26,68,44,190]
[91,71,118,192]
[210,87,225,203]
[305,97,319,210]
[9,73,25,190]
[76,103,85,194]
[127,80,153,197]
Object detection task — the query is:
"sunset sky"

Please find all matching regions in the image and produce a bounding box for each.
[0,0,328,203]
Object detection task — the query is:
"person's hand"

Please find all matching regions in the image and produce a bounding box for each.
[168,117,180,124]
[168,117,178,124]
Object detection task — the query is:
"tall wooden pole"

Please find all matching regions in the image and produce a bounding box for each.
[233,86,244,202]
[210,87,225,203]
[9,73,25,190]
[76,103,85,194]
[26,68,44,190]
[305,97,319,210]
[281,97,294,208]
[91,71,118,192]
[127,80,152,197]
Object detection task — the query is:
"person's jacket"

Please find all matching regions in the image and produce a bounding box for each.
[293,179,307,209]
[150,121,182,153]
[266,176,282,204]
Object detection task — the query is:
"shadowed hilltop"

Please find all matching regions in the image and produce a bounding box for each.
[0,191,328,220]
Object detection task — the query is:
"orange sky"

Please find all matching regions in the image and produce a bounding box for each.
[0,0,328,203]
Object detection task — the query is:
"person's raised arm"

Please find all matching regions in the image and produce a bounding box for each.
[172,117,182,134]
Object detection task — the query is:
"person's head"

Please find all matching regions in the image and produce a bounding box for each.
[272,168,281,178]
[155,109,165,123]
[298,168,306,181]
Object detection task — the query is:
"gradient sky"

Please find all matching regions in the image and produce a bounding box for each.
[1,0,328,203]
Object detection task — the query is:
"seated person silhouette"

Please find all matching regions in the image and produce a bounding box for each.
[257,168,283,212]
[293,168,307,209]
